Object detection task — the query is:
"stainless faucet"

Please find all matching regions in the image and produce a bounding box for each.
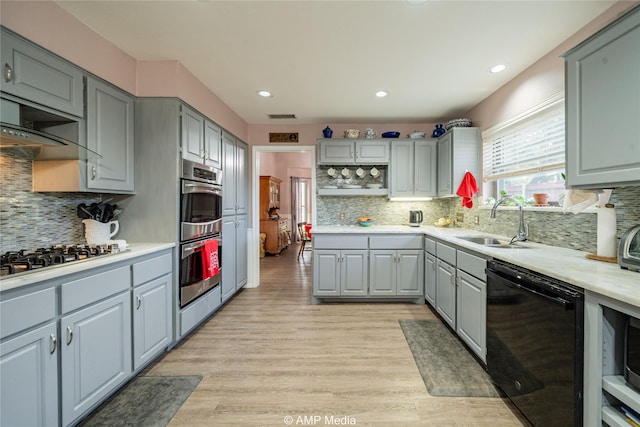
[490,196,529,243]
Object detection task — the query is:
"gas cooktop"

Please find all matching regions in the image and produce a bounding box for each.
[0,244,121,277]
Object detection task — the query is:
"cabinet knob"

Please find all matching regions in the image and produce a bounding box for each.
[4,63,13,83]
[50,333,57,354]
[66,326,73,345]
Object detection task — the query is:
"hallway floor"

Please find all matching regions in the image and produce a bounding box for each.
[144,245,527,426]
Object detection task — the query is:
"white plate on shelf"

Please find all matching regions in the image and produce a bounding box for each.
[366,184,382,189]
[323,185,338,189]
[343,184,362,189]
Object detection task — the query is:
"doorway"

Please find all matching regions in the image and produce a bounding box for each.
[250,145,316,288]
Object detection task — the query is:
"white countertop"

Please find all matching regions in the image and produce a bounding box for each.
[313,225,640,307]
[0,243,175,292]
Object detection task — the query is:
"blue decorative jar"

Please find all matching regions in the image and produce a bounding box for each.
[323,126,333,138]
[432,124,445,138]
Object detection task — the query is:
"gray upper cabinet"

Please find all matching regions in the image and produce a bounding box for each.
[390,139,436,197]
[563,7,640,188]
[437,128,480,197]
[318,139,389,165]
[1,28,84,117]
[180,105,222,168]
[222,132,248,216]
[86,77,135,193]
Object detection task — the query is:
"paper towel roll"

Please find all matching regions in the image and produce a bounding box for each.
[597,205,617,258]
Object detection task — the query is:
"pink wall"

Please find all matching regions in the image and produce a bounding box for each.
[466,1,639,132]
[0,1,248,140]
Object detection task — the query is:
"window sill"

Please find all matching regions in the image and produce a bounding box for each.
[478,205,597,214]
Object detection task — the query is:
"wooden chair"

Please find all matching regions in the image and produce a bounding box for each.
[297,222,312,259]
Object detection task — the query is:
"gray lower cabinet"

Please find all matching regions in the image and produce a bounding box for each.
[369,250,423,296]
[0,28,84,117]
[424,251,436,306]
[61,291,132,426]
[86,77,135,193]
[455,250,488,363]
[313,249,368,297]
[435,259,456,329]
[563,7,640,188]
[0,321,58,427]
[222,214,248,302]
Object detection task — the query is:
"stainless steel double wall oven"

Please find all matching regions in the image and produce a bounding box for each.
[179,159,222,308]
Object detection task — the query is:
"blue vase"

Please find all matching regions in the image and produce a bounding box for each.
[322,126,333,138]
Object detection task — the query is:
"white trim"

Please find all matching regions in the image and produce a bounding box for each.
[249,145,317,288]
[482,91,565,139]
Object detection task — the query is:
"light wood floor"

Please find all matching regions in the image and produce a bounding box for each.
[145,245,528,426]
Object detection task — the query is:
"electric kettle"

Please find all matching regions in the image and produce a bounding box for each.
[409,210,423,227]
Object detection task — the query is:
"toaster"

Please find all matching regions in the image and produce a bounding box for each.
[619,225,640,272]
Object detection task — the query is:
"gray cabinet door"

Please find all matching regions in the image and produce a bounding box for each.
[340,250,368,296]
[61,291,132,426]
[456,270,486,363]
[435,260,456,329]
[86,78,135,193]
[397,250,423,296]
[181,105,205,163]
[133,274,172,370]
[414,139,437,196]
[437,132,452,196]
[204,119,222,168]
[564,8,640,188]
[235,140,249,216]
[236,214,248,289]
[369,250,396,296]
[355,140,389,164]
[0,321,58,427]
[424,252,436,306]
[1,29,84,117]
[222,133,237,216]
[221,216,238,301]
[313,250,341,296]
[390,140,414,197]
[318,140,355,164]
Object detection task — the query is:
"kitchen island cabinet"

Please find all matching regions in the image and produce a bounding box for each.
[563,6,640,188]
[455,251,488,363]
[317,139,389,165]
[312,234,369,299]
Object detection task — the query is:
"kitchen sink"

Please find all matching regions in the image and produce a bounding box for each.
[456,236,531,249]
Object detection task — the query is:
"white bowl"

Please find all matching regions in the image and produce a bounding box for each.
[409,131,426,139]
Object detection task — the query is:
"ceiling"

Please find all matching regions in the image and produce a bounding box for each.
[56,0,616,125]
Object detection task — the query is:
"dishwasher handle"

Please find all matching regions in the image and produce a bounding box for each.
[487,269,575,310]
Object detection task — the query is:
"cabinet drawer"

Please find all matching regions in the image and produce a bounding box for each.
[313,235,368,250]
[436,242,456,265]
[132,252,172,287]
[457,250,487,281]
[424,237,436,255]
[1,287,56,338]
[62,266,131,313]
[369,235,423,250]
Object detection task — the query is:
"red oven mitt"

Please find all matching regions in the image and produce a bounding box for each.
[456,171,479,208]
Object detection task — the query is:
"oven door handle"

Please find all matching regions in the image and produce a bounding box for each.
[487,269,574,310]
[182,182,222,196]
[181,238,221,259]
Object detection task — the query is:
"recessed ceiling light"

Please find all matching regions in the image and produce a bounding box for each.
[257,90,272,97]
[490,64,507,74]
[375,90,389,98]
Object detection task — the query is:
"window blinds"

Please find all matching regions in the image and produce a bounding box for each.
[483,99,565,182]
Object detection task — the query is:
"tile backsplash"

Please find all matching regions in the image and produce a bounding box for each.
[0,149,101,252]
[316,179,640,253]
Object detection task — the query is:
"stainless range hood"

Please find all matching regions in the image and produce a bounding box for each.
[0,98,100,159]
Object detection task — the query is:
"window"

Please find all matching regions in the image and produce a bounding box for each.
[482,93,565,206]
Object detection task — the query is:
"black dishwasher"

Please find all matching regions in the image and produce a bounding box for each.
[486,260,584,427]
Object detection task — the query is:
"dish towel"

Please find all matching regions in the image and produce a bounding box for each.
[561,189,598,214]
[201,239,219,280]
[456,171,479,208]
